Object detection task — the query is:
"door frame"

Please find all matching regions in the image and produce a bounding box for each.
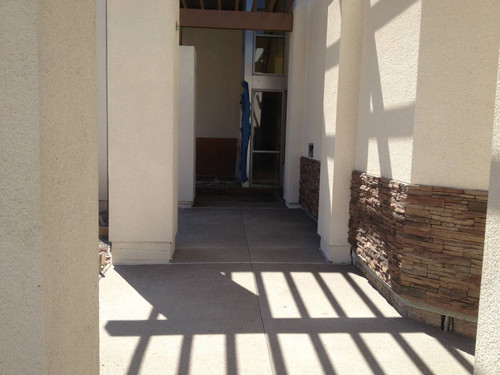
[249,88,287,187]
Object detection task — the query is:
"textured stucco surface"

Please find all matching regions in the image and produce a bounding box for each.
[97,0,108,201]
[411,1,500,190]
[317,0,364,263]
[182,28,242,139]
[302,0,328,162]
[108,0,179,263]
[327,0,364,256]
[179,47,196,206]
[316,0,341,260]
[0,2,44,372]
[283,0,308,205]
[355,0,421,183]
[1,1,99,373]
[475,50,500,375]
[39,1,99,372]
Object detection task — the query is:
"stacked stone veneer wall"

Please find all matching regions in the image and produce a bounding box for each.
[299,157,320,219]
[349,171,487,337]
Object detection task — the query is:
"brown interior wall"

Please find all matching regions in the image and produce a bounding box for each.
[196,137,237,177]
[349,171,486,336]
[181,28,242,140]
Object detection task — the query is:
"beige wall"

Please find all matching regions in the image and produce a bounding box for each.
[97,0,108,202]
[182,28,242,139]
[285,0,363,263]
[0,1,99,373]
[317,0,341,258]
[475,42,500,375]
[283,0,329,205]
[284,0,328,205]
[179,46,197,206]
[317,0,364,263]
[284,0,308,205]
[1,2,44,371]
[302,0,328,161]
[411,1,500,190]
[355,0,421,183]
[108,0,179,263]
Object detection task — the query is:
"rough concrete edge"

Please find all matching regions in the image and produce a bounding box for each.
[112,242,174,265]
[178,201,194,208]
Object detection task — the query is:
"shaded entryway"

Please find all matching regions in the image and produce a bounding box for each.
[173,207,325,263]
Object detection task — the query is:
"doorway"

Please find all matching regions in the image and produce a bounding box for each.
[250,90,286,187]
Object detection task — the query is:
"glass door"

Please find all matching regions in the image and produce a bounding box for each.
[250,90,285,186]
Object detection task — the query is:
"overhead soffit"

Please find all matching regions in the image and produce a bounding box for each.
[180,0,295,31]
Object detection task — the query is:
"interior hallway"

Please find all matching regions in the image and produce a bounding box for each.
[100,208,475,374]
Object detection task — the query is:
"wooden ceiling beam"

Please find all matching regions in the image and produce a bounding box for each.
[218,0,222,10]
[235,0,239,12]
[182,0,188,9]
[200,0,205,10]
[180,8,293,31]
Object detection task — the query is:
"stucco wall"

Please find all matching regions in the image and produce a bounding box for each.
[179,46,196,206]
[1,1,99,373]
[283,0,308,205]
[302,0,328,161]
[1,2,44,372]
[39,1,99,371]
[108,0,179,263]
[182,28,242,139]
[475,46,500,374]
[318,0,364,263]
[411,1,500,190]
[355,0,421,183]
[97,0,108,202]
[316,0,341,258]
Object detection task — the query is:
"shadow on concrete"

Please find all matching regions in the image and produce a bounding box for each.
[104,264,475,374]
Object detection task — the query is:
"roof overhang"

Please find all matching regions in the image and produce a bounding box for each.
[180,0,295,32]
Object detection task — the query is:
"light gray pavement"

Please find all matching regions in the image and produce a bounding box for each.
[100,208,475,374]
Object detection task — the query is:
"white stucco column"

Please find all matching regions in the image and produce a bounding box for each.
[284,0,308,207]
[108,0,179,264]
[317,0,364,263]
[475,48,500,375]
[178,46,197,208]
[0,1,98,373]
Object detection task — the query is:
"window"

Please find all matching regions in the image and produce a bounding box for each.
[253,32,285,75]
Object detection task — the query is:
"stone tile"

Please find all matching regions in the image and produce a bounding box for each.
[100,265,270,374]
[249,247,326,263]
[241,208,315,226]
[178,208,243,225]
[101,206,477,374]
[172,247,250,263]
[245,224,320,249]
[176,222,247,249]
[101,264,476,375]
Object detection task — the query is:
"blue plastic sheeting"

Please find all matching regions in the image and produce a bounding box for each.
[240,81,251,183]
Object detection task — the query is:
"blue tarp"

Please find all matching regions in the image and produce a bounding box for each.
[240,81,251,183]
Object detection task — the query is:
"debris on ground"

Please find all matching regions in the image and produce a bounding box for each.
[99,236,112,276]
[99,209,111,276]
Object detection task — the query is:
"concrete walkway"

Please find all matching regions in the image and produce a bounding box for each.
[100,208,475,374]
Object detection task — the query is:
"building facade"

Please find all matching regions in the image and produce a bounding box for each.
[1,0,499,373]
